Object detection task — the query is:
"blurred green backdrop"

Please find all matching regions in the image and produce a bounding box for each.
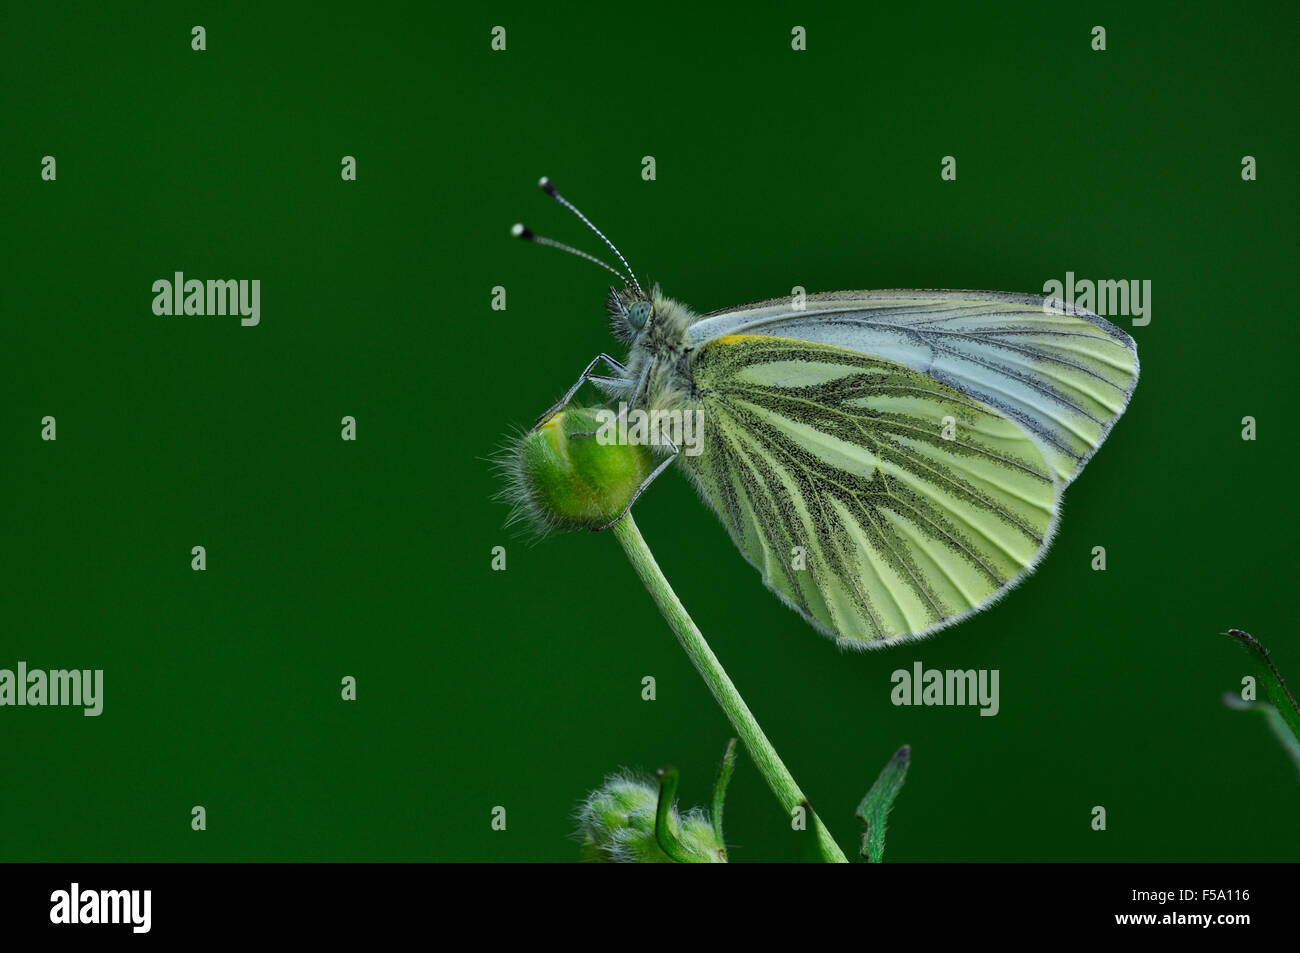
[2,1,1296,861]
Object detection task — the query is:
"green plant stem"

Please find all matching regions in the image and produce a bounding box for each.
[612,512,849,863]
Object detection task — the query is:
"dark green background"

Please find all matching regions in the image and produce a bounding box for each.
[3,1,1296,861]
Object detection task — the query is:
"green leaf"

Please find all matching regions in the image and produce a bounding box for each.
[856,746,911,862]
[1226,629,1300,747]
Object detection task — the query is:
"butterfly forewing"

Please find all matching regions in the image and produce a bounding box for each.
[686,291,1139,485]
[682,334,1060,647]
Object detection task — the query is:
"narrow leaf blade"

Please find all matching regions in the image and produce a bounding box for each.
[1227,629,1300,746]
[856,745,911,862]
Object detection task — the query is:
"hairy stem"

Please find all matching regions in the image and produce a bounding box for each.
[612,512,849,863]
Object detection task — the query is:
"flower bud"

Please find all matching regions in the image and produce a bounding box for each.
[498,407,654,533]
[577,772,727,863]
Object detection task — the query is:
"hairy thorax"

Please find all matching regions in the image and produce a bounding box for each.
[625,289,701,415]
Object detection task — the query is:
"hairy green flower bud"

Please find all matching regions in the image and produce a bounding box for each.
[577,772,727,863]
[498,407,654,533]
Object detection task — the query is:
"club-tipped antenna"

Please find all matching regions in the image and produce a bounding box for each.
[536,176,643,297]
[511,223,630,285]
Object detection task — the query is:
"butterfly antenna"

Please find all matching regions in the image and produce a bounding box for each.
[536,176,644,298]
[510,224,630,285]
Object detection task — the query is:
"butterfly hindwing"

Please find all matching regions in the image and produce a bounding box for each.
[686,291,1139,485]
[681,334,1060,647]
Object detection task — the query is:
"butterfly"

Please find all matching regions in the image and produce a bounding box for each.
[514,178,1139,649]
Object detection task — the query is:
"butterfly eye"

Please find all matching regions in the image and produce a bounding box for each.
[627,301,652,330]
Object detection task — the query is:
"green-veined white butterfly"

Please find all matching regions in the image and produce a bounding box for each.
[514,177,1139,649]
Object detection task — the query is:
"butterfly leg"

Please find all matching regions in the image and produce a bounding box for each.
[591,438,679,532]
[586,375,632,400]
[534,354,630,430]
